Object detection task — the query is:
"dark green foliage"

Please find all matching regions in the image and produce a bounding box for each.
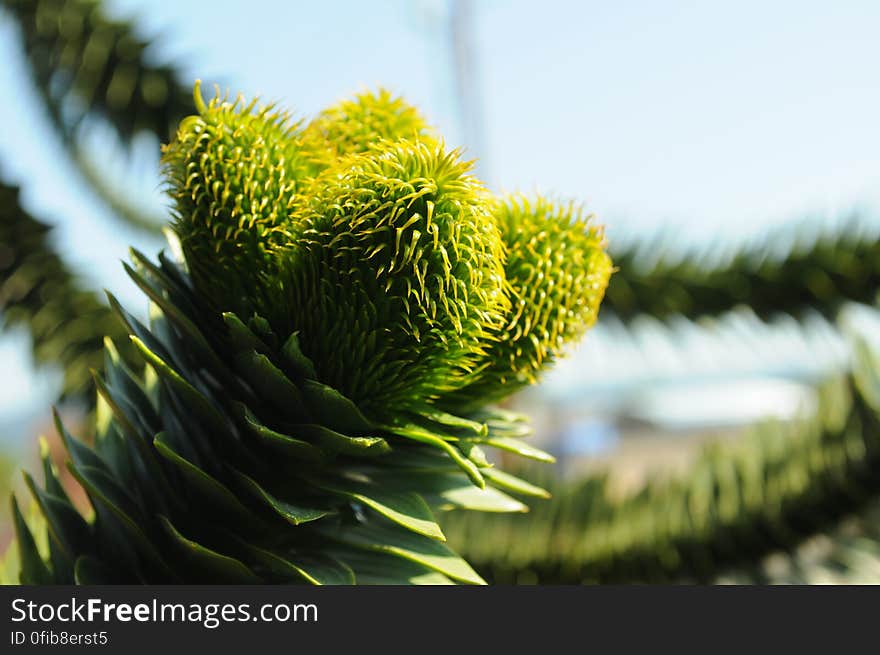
[442,338,880,583]
[0,180,132,403]
[9,0,877,588]
[604,214,880,321]
[9,247,550,584]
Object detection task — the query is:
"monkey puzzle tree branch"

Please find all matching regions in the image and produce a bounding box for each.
[0,180,133,404]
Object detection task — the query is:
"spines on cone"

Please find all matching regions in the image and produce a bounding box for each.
[301,88,438,168]
[162,82,309,317]
[284,140,509,419]
[443,194,612,410]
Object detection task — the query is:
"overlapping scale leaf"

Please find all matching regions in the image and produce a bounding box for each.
[9,246,553,584]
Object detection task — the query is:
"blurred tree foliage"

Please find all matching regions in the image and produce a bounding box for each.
[4,0,191,141]
[0,0,192,404]
[3,0,195,233]
[2,0,880,583]
[0,181,134,403]
[604,216,880,321]
[715,498,880,584]
[442,337,880,583]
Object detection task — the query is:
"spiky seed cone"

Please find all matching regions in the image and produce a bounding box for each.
[301,89,438,169]
[10,87,603,585]
[443,195,612,410]
[285,141,509,419]
[162,83,309,318]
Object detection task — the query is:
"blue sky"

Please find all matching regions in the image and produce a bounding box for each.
[0,0,878,443]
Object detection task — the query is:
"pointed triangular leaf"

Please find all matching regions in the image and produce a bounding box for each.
[479,436,555,463]
[322,480,445,540]
[290,423,389,456]
[383,422,484,487]
[237,407,324,463]
[325,521,485,585]
[290,555,356,586]
[343,551,455,585]
[158,516,262,583]
[482,468,550,499]
[281,331,317,379]
[153,433,261,529]
[235,471,331,526]
[233,350,308,420]
[10,495,52,584]
[301,380,374,433]
[130,336,229,436]
[392,472,528,513]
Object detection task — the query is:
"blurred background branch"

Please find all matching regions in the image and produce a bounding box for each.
[604,213,880,321]
[443,335,880,582]
[3,0,195,234]
[0,179,134,404]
